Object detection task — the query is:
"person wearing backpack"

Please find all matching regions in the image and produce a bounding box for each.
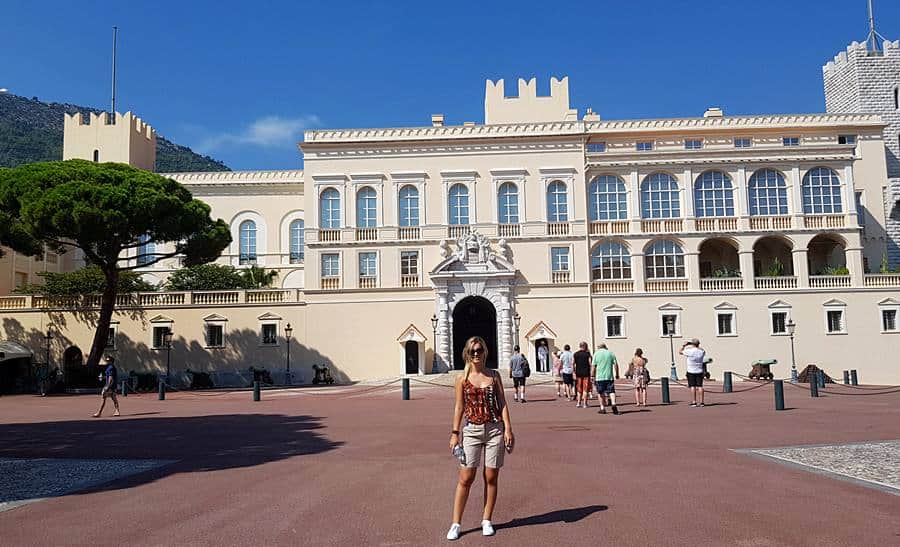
[508,345,529,403]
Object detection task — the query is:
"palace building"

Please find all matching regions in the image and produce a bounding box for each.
[2,39,900,386]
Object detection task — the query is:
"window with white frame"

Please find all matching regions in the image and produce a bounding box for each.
[734,137,752,148]
[106,325,117,349]
[769,310,790,335]
[359,251,377,279]
[205,323,225,348]
[694,171,735,217]
[640,173,681,218]
[838,134,856,145]
[319,188,341,229]
[591,242,631,280]
[716,312,736,336]
[498,182,519,224]
[448,183,469,225]
[605,314,625,338]
[400,250,419,277]
[684,139,703,150]
[645,240,685,279]
[550,247,570,272]
[152,325,172,349]
[261,323,278,345]
[881,306,899,333]
[356,186,377,228]
[636,141,653,151]
[398,185,419,227]
[802,167,843,214]
[825,309,845,334]
[239,220,257,265]
[748,169,788,216]
[546,181,569,222]
[587,142,607,153]
[782,137,799,147]
[660,312,681,336]
[137,234,154,266]
[321,253,340,277]
[289,219,304,263]
[589,175,628,221]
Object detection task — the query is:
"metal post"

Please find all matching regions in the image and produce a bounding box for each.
[660,377,671,404]
[809,375,819,397]
[774,380,785,411]
[402,378,410,400]
[668,333,678,381]
[788,330,798,384]
[843,370,850,385]
[253,381,261,401]
[816,370,825,389]
[158,376,165,400]
[284,323,293,386]
[431,314,439,374]
[121,379,127,397]
[850,369,858,386]
[723,371,733,393]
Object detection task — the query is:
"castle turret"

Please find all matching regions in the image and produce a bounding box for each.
[63,111,157,172]
[484,77,578,124]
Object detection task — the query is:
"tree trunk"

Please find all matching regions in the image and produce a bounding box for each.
[85,268,119,369]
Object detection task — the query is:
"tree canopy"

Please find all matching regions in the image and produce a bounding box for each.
[0,159,231,367]
[15,265,156,295]
[165,264,279,291]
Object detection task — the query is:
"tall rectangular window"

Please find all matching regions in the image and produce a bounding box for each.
[206,324,224,348]
[400,251,419,277]
[661,314,679,336]
[716,313,735,336]
[106,327,117,349]
[606,315,623,338]
[152,326,171,349]
[826,310,845,334]
[771,312,787,334]
[855,191,866,231]
[261,323,278,345]
[321,253,340,277]
[550,247,570,272]
[882,309,898,332]
[359,252,377,278]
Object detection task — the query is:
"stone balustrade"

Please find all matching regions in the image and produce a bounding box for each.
[700,277,743,291]
[2,290,301,311]
[809,275,851,288]
[754,276,798,289]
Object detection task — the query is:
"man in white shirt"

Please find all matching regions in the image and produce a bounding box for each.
[559,344,575,401]
[679,338,706,407]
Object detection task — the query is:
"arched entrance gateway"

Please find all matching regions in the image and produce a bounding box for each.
[452,296,498,369]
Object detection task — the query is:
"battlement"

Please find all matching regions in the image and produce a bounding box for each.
[484,77,578,124]
[63,110,157,172]
[823,40,900,76]
[63,111,155,140]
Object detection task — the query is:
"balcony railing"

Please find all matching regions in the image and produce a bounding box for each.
[401,274,420,288]
[640,219,683,233]
[754,276,797,289]
[0,296,28,309]
[7,290,300,311]
[358,276,377,289]
[320,277,340,290]
[696,217,738,232]
[498,224,520,238]
[749,216,791,230]
[139,292,187,307]
[589,220,629,236]
[448,225,470,238]
[646,279,689,292]
[865,273,900,287]
[356,228,377,241]
[809,275,851,288]
[551,271,570,284]
[804,215,845,229]
[398,227,420,240]
[319,229,341,242]
[591,279,634,294]
[700,277,743,291]
[547,222,570,236]
[192,291,241,305]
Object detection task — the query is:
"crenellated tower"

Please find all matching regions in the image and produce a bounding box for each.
[63,111,157,172]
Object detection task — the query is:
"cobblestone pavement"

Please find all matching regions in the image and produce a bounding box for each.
[745,440,900,495]
[0,458,172,513]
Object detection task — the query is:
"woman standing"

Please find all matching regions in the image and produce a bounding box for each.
[551,350,564,397]
[447,336,515,541]
[632,348,649,407]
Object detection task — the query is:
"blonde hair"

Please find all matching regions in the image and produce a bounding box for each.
[462,336,488,379]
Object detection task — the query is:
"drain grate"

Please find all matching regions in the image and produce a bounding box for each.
[548,425,590,432]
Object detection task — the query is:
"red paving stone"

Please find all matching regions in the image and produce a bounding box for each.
[0,380,899,546]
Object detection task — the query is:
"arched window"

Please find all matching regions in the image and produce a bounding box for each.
[693,171,735,217]
[319,188,341,229]
[136,234,154,266]
[398,185,419,227]
[589,175,628,221]
[239,220,257,264]
[547,181,568,222]
[289,219,304,263]
[640,173,681,218]
[448,184,469,225]
[645,240,685,279]
[497,182,519,224]
[356,186,377,228]
[591,242,631,280]
[801,167,843,214]
[748,169,788,216]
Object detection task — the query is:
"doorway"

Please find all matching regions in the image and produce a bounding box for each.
[534,338,551,372]
[404,341,419,374]
[452,296,498,369]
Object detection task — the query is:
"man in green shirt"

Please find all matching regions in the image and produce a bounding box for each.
[592,343,620,415]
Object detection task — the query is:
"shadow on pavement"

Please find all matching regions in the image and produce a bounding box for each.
[494,505,609,530]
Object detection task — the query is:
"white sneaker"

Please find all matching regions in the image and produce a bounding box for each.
[482,520,495,536]
[446,523,461,541]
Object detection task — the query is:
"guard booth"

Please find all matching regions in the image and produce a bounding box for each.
[0,341,34,394]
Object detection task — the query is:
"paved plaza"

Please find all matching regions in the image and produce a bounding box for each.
[0,378,898,546]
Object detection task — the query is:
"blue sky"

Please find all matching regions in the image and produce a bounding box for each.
[2,0,898,170]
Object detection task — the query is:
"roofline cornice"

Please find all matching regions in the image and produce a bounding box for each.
[164,170,304,185]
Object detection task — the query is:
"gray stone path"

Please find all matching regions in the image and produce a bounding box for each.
[740,440,900,496]
[0,458,172,512]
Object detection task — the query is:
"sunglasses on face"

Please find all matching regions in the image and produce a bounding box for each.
[470,347,484,356]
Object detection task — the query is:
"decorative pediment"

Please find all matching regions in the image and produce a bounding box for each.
[397,324,427,343]
[430,230,516,277]
[602,304,628,312]
[525,321,558,342]
[257,312,283,321]
[877,297,900,306]
[822,298,847,307]
[203,313,228,322]
[657,302,683,311]
[149,314,174,323]
[768,299,792,309]
[714,301,738,311]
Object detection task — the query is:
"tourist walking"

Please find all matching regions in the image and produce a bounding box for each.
[592,343,620,415]
[508,345,528,403]
[447,336,514,541]
[680,338,706,407]
[93,355,120,418]
[632,348,649,407]
[537,340,549,373]
[551,350,563,397]
[559,344,575,400]
[573,342,592,408]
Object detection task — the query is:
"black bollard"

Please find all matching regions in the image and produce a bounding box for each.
[723,371,733,393]
[850,369,858,386]
[253,381,261,402]
[817,370,826,389]
[809,375,819,397]
[660,377,671,404]
[402,378,410,400]
[774,380,785,411]
[843,370,850,385]
[158,378,165,401]
[121,380,127,397]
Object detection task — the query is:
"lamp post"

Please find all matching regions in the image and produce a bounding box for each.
[514,313,521,347]
[43,326,53,369]
[284,323,293,385]
[163,329,173,380]
[430,314,439,373]
[666,317,678,381]
[787,319,798,384]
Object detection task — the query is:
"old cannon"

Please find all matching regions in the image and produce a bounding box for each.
[249,366,274,385]
[749,359,777,380]
[185,369,214,390]
[312,364,334,385]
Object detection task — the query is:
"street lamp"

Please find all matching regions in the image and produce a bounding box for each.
[666,316,678,381]
[43,326,54,369]
[514,313,522,347]
[163,329,173,380]
[284,323,293,385]
[787,319,798,384]
[430,314,439,373]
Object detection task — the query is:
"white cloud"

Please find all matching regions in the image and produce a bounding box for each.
[197,115,321,152]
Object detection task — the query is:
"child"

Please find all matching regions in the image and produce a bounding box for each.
[632,348,649,407]
[551,350,563,397]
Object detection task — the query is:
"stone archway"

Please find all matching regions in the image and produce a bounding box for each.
[452,296,498,369]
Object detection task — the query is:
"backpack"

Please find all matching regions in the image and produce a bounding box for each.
[521,357,531,378]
